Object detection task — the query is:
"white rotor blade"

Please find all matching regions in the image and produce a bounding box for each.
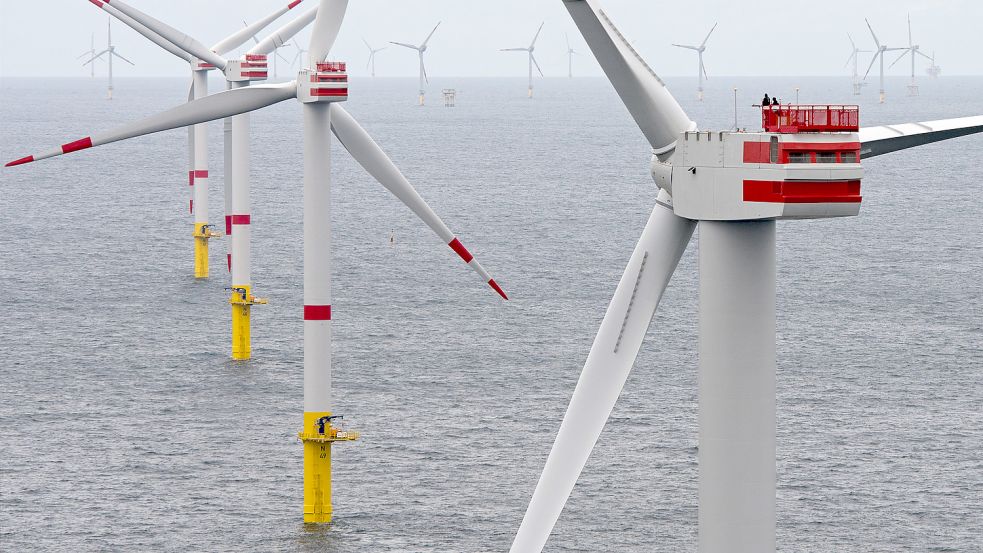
[421,21,441,48]
[859,115,983,159]
[531,53,544,77]
[862,51,880,79]
[391,41,420,51]
[915,49,933,61]
[566,0,696,153]
[308,0,348,63]
[329,104,508,300]
[212,0,305,55]
[509,201,695,553]
[501,47,529,52]
[699,22,717,48]
[98,0,227,70]
[865,18,881,48]
[250,6,319,56]
[888,49,910,69]
[530,21,545,48]
[82,50,109,66]
[112,51,135,66]
[421,55,429,84]
[671,43,698,51]
[6,82,298,168]
[848,33,857,50]
[97,2,193,63]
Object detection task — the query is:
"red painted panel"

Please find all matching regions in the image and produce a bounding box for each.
[310,88,349,97]
[744,180,862,203]
[779,141,860,152]
[231,214,251,225]
[193,170,209,179]
[743,142,770,163]
[448,238,473,263]
[62,137,92,154]
[304,305,332,321]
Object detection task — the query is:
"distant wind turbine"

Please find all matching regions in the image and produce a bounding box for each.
[672,22,717,101]
[889,14,932,96]
[863,18,906,104]
[391,21,441,105]
[565,33,579,78]
[845,33,871,95]
[83,19,134,100]
[77,33,99,78]
[501,22,545,98]
[363,38,387,77]
[291,43,309,72]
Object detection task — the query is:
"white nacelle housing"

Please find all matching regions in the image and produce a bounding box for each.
[225,55,269,83]
[297,62,349,104]
[659,130,864,221]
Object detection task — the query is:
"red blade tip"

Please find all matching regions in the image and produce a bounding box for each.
[488,279,508,300]
[5,155,34,167]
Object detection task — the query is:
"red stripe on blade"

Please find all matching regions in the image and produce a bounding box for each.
[489,279,508,300]
[5,155,34,167]
[227,254,232,272]
[62,137,92,154]
[89,0,105,7]
[448,238,473,263]
[304,305,331,321]
[288,0,302,8]
[189,199,193,214]
[188,171,195,186]
[231,215,251,225]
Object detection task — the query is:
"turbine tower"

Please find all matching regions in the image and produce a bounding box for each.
[391,21,441,105]
[7,0,509,524]
[845,33,870,95]
[565,33,578,78]
[83,19,134,100]
[672,22,717,101]
[363,38,387,77]
[863,18,905,104]
[78,33,98,78]
[889,14,933,96]
[501,22,545,98]
[506,1,983,552]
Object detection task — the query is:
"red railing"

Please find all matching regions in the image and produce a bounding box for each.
[762,105,859,133]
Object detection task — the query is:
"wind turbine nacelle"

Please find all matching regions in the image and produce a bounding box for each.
[298,62,348,104]
[663,129,864,221]
[225,55,269,82]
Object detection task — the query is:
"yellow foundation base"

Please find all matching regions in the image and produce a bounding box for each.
[230,285,267,360]
[193,223,221,279]
[299,411,359,524]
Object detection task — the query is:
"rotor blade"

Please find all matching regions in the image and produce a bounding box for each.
[82,49,109,66]
[915,50,933,61]
[500,47,529,52]
[859,115,983,159]
[565,0,696,153]
[421,56,429,84]
[702,59,709,80]
[77,50,93,60]
[671,44,699,51]
[888,49,910,69]
[699,22,718,48]
[308,0,348,63]
[391,41,420,50]
[508,200,696,553]
[865,18,881,48]
[6,82,298,167]
[112,50,136,65]
[92,2,193,63]
[212,0,305,55]
[530,21,545,48]
[531,53,544,77]
[363,37,372,50]
[96,0,227,70]
[421,21,441,48]
[250,6,319,56]
[848,33,856,50]
[907,14,912,47]
[565,32,571,51]
[328,104,508,300]
[862,51,879,79]
[843,51,855,69]
[244,21,261,45]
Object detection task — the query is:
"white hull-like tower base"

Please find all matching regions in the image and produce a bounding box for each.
[907,84,919,96]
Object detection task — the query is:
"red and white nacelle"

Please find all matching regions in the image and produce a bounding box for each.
[654,105,863,221]
[298,61,349,103]
[225,54,269,82]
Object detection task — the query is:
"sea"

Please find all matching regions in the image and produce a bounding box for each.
[1,75,981,552]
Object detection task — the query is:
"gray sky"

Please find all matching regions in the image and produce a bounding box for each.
[0,0,980,78]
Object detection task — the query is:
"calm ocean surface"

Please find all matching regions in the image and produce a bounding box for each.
[1,75,981,552]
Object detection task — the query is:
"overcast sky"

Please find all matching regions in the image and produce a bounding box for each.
[0,0,980,78]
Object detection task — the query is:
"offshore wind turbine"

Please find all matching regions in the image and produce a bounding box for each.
[87,0,306,281]
[863,18,905,104]
[391,21,441,105]
[292,43,310,72]
[77,33,99,78]
[244,19,293,80]
[565,33,578,78]
[672,22,717,101]
[83,19,134,100]
[501,22,545,98]
[889,14,933,96]
[363,38,386,77]
[7,0,508,524]
[845,33,870,95]
[89,0,317,360]
[507,1,983,552]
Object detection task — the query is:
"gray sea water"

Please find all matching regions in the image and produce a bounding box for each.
[1,75,981,552]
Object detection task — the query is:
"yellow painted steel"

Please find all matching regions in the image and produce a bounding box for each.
[229,285,267,360]
[299,411,359,523]
[193,223,221,279]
